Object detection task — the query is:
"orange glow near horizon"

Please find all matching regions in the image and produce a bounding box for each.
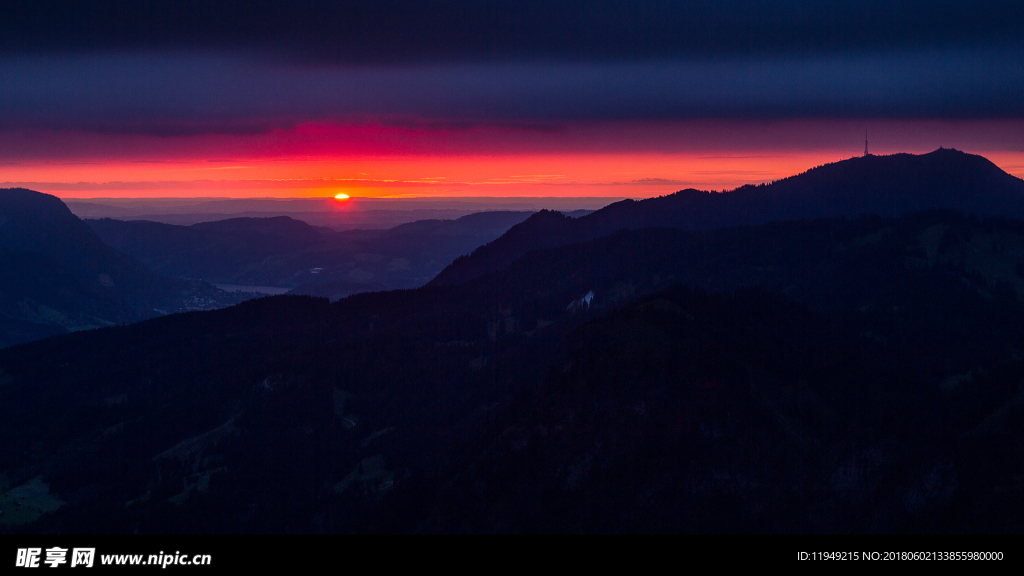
[2,120,1023,200]
[0,150,965,200]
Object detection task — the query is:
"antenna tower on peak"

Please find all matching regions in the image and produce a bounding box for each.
[864,131,869,156]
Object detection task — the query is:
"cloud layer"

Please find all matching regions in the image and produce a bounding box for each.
[3,1,1022,62]
[2,50,1022,136]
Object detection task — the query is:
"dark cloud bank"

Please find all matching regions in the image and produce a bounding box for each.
[1,1,1022,136]
[2,0,1022,62]
[2,50,1022,135]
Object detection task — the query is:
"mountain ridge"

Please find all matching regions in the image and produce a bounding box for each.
[87,210,536,294]
[431,148,1024,286]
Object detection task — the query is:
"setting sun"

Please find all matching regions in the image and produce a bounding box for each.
[334,193,350,200]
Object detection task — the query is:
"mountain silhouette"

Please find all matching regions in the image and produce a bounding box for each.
[87,216,329,285]
[0,188,239,347]
[431,148,1024,286]
[88,211,534,293]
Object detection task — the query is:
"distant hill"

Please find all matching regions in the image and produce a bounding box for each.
[87,211,536,295]
[0,189,240,347]
[431,148,1024,286]
[86,216,329,285]
[63,197,609,229]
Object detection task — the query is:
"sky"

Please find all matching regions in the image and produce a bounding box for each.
[2,1,1023,199]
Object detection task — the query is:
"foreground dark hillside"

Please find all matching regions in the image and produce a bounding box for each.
[0,189,244,347]
[423,287,1008,533]
[433,148,1024,286]
[4,209,1024,532]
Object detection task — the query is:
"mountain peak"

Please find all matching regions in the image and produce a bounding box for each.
[0,188,106,260]
[739,148,1024,217]
[0,187,79,223]
[431,150,1024,286]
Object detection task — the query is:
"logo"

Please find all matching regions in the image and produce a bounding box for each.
[16,548,94,569]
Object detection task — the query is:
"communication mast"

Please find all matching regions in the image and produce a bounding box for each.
[864,131,869,156]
